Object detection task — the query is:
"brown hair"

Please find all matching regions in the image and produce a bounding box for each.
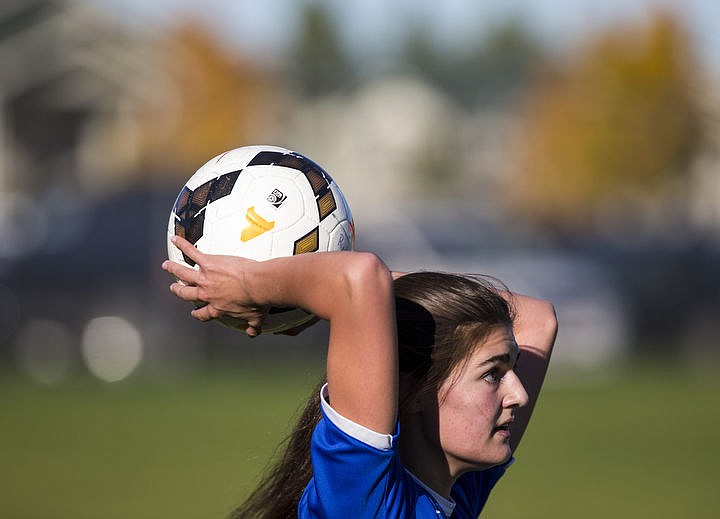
[230,272,512,519]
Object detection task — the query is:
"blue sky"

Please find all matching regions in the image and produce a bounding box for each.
[88,0,719,71]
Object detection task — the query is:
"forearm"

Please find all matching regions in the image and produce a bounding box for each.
[509,293,558,359]
[165,236,392,336]
[504,292,558,450]
[508,292,557,409]
[243,251,390,320]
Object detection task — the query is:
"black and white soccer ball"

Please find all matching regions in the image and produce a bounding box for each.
[167,145,355,334]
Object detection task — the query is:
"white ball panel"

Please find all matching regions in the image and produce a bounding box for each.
[327,221,354,252]
[270,214,317,258]
[209,220,274,260]
[211,173,255,219]
[184,145,291,191]
[239,172,307,231]
[316,225,330,253]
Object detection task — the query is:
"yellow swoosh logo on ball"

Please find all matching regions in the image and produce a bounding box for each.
[241,207,275,242]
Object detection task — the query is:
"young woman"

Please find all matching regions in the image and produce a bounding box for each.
[162,235,557,518]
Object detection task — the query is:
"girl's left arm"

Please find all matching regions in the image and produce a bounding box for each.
[506,293,558,452]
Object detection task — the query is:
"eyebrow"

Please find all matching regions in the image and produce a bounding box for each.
[478,351,520,367]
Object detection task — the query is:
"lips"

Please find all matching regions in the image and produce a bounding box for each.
[492,424,510,434]
[493,418,513,435]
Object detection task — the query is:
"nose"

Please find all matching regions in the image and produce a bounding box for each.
[503,370,529,409]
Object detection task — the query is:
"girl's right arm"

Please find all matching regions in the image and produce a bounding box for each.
[163,235,399,435]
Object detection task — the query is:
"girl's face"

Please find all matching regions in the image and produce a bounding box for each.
[426,325,528,475]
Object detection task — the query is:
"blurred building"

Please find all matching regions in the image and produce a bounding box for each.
[0,0,165,196]
[284,74,519,226]
[0,0,180,382]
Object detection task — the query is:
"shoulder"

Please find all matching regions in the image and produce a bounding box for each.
[300,385,445,518]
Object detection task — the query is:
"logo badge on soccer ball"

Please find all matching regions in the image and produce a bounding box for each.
[267,188,287,208]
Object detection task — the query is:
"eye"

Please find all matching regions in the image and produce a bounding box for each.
[482,369,501,385]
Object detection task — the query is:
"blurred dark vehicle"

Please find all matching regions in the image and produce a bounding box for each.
[0,187,172,373]
[359,202,720,365]
[357,205,630,368]
[578,237,720,357]
[0,186,316,380]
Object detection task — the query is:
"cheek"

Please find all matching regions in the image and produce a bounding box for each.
[439,387,497,434]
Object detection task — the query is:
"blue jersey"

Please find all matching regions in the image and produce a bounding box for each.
[298,385,511,518]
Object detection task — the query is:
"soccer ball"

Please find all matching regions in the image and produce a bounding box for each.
[167,145,355,334]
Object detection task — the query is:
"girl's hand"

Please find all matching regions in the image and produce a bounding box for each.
[162,235,267,337]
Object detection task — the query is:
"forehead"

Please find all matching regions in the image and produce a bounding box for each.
[467,325,518,365]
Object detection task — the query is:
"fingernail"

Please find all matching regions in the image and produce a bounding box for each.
[170,236,177,244]
[161,261,168,270]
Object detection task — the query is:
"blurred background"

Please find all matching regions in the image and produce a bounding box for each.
[0,0,718,518]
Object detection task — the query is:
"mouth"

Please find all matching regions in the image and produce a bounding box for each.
[492,419,513,437]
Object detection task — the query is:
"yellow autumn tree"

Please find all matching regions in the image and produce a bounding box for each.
[137,22,280,177]
[512,11,702,231]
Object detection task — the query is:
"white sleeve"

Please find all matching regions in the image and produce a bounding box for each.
[319,383,394,451]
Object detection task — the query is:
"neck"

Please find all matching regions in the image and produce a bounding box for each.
[399,415,456,498]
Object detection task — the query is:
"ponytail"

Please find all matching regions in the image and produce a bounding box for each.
[230,378,325,519]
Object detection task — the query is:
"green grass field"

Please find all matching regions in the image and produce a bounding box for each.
[1,360,719,518]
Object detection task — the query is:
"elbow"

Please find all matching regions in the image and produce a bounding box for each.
[527,297,558,333]
[344,252,393,298]
[534,300,558,357]
[308,252,392,322]
[541,300,559,344]
[514,297,558,358]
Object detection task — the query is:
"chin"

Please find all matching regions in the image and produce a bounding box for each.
[465,449,512,472]
[498,447,513,464]
[486,445,513,467]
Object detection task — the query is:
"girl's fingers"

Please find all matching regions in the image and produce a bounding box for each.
[169,282,201,302]
[162,259,201,285]
[191,304,215,322]
[245,314,266,338]
[171,235,203,264]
